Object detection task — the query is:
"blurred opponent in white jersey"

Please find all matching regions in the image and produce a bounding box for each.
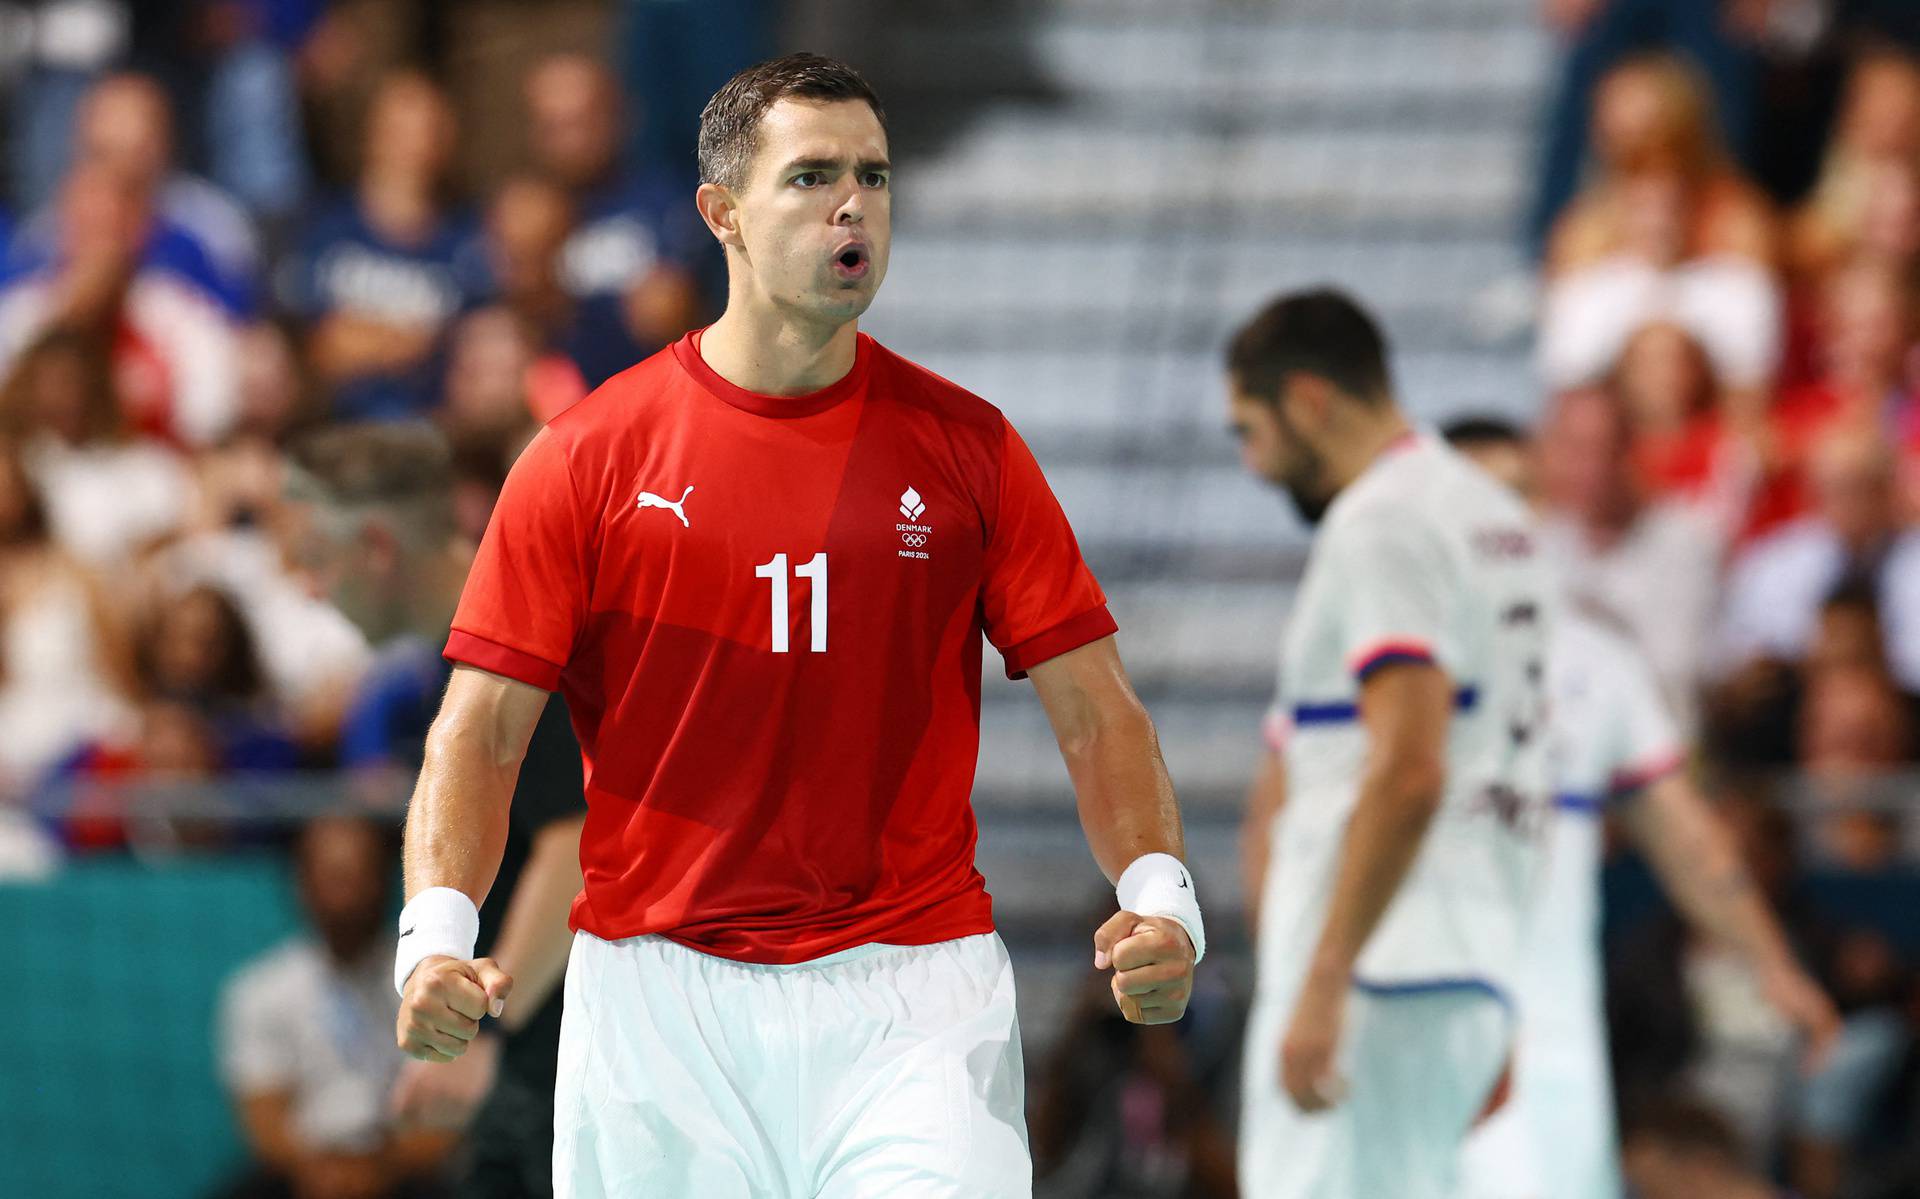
[1226,291,1555,1199]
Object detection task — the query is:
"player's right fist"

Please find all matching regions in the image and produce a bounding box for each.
[396,955,512,1062]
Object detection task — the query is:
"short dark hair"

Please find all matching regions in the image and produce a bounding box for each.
[697,53,886,190]
[1440,414,1527,450]
[1225,288,1392,404]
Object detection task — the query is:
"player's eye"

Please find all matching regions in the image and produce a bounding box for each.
[861,171,889,189]
[792,172,822,188]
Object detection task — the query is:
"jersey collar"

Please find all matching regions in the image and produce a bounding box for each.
[674,328,872,419]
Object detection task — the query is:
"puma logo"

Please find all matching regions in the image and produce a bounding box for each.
[637,485,694,528]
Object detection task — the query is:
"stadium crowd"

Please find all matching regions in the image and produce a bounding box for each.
[8,1,1920,1197]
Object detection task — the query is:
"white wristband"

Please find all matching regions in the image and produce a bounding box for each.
[394,886,480,996]
[1116,852,1206,964]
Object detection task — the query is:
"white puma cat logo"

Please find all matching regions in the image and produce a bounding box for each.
[636,484,694,528]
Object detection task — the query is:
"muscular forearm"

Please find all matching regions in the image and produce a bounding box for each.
[1303,762,1442,987]
[1629,777,1796,974]
[403,717,520,906]
[487,814,585,1032]
[1060,700,1185,882]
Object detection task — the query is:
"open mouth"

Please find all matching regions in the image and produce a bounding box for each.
[832,243,870,280]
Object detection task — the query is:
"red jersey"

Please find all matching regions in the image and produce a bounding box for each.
[445,329,1115,963]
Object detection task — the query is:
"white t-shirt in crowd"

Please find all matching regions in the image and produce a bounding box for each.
[218,937,402,1154]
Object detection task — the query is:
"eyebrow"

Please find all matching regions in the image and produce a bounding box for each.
[782,156,892,174]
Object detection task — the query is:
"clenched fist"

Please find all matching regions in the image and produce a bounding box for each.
[1093,911,1196,1025]
[396,955,512,1062]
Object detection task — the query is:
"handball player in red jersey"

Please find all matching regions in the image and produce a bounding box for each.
[389,54,1203,1197]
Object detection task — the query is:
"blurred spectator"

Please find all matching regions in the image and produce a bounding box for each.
[0,162,240,446]
[282,423,472,770]
[1538,385,1725,726]
[440,305,577,459]
[473,177,590,415]
[1787,49,1920,284]
[1539,56,1780,396]
[620,0,773,173]
[288,72,476,422]
[0,437,136,790]
[0,325,193,567]
[1767,259,1920,527]
[1611,320,1758,536]
[522,52,705,386]
[1531,2,1766,257]
[215,816,454,1199]
[1031,924,1240,1198]
[1800,663,1912,872]
[196,0,318,223]
[22,71,262,313]
[5,0,131,211]
[1621,1094,1791,1199]
[1713,430,1920,692]
[230,318,316,445]
[131,583,297,770]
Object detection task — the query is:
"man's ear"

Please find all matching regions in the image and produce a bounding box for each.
[1279,371,1335,433]
[696,182,744,251]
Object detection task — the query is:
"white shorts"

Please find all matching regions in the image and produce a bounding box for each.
[553,929,1031,1199]
[1456,1015,1617,1199]
[1239,985,1511,1199]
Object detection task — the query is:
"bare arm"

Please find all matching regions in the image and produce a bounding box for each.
[1241,749,1286,934]
[401,664,549,906]
[1302,663,1449,988]
[1282,662,1450,1109]
[1029,635,1195,1024]
[394,665,548,1063]
[1027,636,1183,880]
[1621,774,1840,1057]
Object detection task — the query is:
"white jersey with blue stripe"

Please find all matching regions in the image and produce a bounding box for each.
[1256,434,1555,1006]
[1527,609,1684,1038]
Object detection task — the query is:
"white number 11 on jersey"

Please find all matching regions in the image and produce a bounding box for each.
[754,552,828,653]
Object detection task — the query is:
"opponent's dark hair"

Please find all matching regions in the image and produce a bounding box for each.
[697,53,886,190]
[1440,414,1527,450]
[1225,288,1392,405]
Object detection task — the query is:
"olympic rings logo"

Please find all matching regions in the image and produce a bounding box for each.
[901,533,928,547]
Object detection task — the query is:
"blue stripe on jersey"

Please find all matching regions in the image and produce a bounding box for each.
[1554,793,1604,816]
[1351,975,1512,1009]
[1291,685,1479,726]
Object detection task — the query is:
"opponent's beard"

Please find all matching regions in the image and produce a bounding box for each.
[1278,440,1333,526]
[1282,482,1332,526]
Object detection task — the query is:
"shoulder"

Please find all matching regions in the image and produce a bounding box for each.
[541,341,686,448]
[865,338,1008,437]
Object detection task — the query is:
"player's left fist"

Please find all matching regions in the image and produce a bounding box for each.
[1093,911,1196,1025]
[396,954,511,1063]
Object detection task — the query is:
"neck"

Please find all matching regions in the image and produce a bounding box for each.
[1322,409,1413,495]
[700,292,860,396]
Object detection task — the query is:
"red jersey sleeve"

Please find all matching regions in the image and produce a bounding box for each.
[444,427,592,690]
[981,419,1116,679]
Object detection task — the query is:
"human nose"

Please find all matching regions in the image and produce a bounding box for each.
[835,184,864,225]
